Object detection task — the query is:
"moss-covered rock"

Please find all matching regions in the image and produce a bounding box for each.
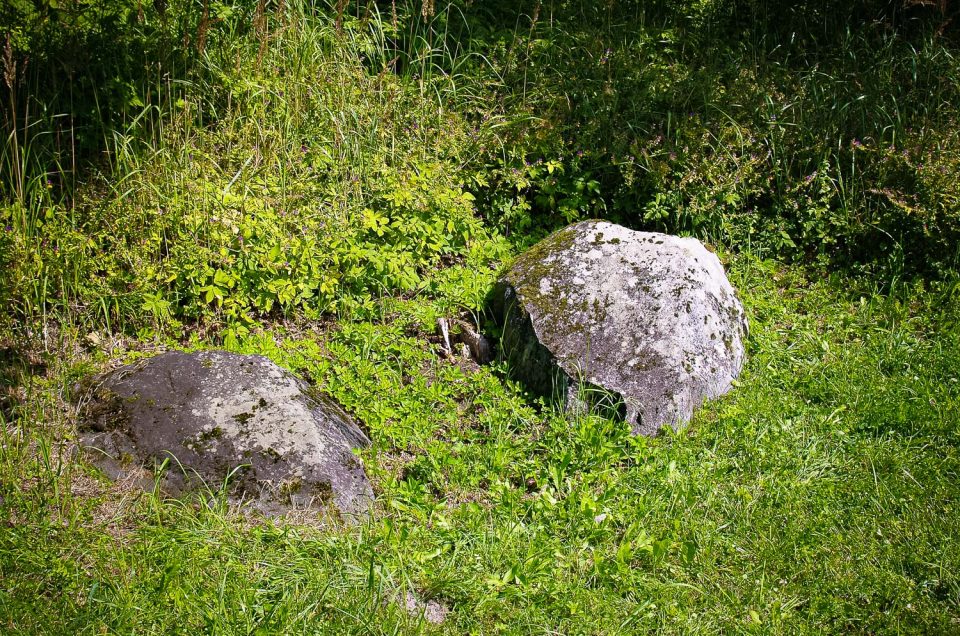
[493,220,748,435]
[78,351,372,518]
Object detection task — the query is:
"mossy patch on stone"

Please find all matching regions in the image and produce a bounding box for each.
[491,220,747,435]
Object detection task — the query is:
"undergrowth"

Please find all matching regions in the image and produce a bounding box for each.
[1,253,958,633]
[1,1,959,634]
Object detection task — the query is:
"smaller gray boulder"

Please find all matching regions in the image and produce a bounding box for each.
[78,351,373,517]
[491,220,748,435]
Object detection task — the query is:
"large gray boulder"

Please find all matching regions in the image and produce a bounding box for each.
[492,220,747,436]
[79,351,373,517]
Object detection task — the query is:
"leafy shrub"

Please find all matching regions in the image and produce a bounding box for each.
[147,159,484,326]
[1,4,506,337]
[621,120,768,243]
[472,147,604,241]
[450,0,960,274]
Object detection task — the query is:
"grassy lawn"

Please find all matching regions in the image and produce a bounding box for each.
[1,248,958,634]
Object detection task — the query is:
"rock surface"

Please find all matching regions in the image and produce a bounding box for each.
[491,220,747,435]
[400,592,449,625]
[79,350,373,517]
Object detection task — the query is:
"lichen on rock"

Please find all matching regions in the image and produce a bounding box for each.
[492,220,748,435]
[77,351,373,518]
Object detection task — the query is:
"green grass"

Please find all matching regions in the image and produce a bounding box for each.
[1,251,958,634]
[1,2,960,634]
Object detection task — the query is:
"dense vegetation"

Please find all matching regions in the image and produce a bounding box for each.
[1,1,959,633]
